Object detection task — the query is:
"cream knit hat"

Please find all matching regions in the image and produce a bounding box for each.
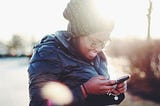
[63,0,114,37]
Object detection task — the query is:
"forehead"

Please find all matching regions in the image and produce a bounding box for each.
[87,32,110,41]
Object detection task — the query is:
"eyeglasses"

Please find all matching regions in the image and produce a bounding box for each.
[86,36,111,49]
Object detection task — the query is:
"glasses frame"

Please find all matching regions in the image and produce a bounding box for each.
[86,36,111,50]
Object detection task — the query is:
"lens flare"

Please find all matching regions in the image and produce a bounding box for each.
[41,82,73,106]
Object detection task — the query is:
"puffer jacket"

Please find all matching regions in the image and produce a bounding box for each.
[28,31,125,106]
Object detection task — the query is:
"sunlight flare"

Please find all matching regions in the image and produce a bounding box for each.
[41,81,73,106]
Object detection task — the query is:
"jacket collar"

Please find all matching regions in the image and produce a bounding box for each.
[55,31,72,49]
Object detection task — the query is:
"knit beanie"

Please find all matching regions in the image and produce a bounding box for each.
[63,0,114,37]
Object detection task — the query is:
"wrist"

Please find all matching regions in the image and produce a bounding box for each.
[80,84,88,98]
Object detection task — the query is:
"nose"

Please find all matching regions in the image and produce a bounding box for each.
[93,48,102,53]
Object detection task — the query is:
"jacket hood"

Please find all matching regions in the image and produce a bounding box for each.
[55,31,73,49]
[30,31,80,63]
[34,31,72,51]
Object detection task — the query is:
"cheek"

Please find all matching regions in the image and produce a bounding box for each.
[79,44,91,58]
[78,40,89,54]
[81,45,90,55]
[78,37,96,59]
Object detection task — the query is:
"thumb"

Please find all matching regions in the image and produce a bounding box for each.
[104,80,116,86]
[96,75,107,80]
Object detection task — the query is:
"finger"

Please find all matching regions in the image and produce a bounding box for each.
[117,87,127,93]
[112,90,120,95]
[117,82,125,88]
[99,86,114,94]
[101,85,115,91]
[117,82,127,90]
[100,87,113,94]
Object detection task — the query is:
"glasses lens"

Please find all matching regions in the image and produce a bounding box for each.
[87,36,109,49]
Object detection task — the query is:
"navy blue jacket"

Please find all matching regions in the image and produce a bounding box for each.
[28,31,125,106]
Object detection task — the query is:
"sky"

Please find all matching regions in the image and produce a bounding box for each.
[0,0,160,42]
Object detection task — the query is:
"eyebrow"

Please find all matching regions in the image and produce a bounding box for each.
[90,37,108,43]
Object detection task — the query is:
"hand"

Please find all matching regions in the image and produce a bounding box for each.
[112,81,127,95]
[83,76,117,95]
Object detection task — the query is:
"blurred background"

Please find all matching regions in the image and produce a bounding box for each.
[0,0,160,106]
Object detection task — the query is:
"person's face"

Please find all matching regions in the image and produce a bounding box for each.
[78,32,110,60]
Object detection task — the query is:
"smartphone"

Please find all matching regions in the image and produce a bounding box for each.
[115,75,130,84]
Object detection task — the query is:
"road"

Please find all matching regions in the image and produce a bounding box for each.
[0,57,159,106]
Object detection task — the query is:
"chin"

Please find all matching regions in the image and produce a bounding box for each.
[87,55,96,60]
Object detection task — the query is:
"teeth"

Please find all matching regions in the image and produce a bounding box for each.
[89,51,97,57]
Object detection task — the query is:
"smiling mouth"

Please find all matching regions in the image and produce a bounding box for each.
[88,50,98,58]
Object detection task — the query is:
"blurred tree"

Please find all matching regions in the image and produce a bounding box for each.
[147,0,152,40]
[0,42,9,56]
[7,34,25,56]
[25,36,38,58]
[106,39,160,103]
